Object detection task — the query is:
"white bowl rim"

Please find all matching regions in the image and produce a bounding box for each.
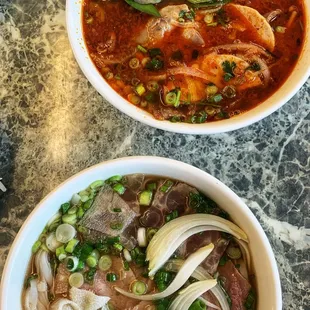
[65,0,310,134]
[0,156,282,309]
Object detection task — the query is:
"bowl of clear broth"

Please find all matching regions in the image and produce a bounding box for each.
[0,157,281,309]
[66,0,309,134]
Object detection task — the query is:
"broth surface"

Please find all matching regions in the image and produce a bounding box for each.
[82,0,305,123]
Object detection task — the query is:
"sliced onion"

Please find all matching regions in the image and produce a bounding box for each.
[165,260,230,310]
[35,250,53,288]
[24,279,38,310]
[199,297,221,310]
[46,232,63,252]
[169,279,217,310]
[137,227,147,247]
[148,225,224,276]
[123,249,132,262]
[167,67,210,82]
[56,224,76,243]
[234,238,252,273]
[115,243,214,300]
[147,214,248,276]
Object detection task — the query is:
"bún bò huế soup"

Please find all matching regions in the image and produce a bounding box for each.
[82,0,305,123]
[23,174,256,310]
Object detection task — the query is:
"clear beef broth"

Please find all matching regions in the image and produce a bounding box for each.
[23,174,256,310]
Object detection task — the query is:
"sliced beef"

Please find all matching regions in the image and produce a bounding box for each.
[218,260,251,310]
[178,231,229,275]
[139,206,164,228]
[152,182,198,215]
[54,263,70,295]
[82,257,139,309]
[79,185,138,249]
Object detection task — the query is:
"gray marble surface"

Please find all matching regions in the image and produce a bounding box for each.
[0,0,309,308]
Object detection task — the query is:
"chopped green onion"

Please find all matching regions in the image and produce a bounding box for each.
[61,202,71,214]
[123,259,130,270]
[65,238,79,253]
[146,228,158,242]
[275,26,286,33]
[222,85,236,98]
[85,268,96,283]
[211,94,223,103]
[56,245,67,261]
[139,190,153,206]
[145,58,164,71]
[56,223,76,243]
[79,190,89,202]
[86,255,98,268]
[69,272,84,288]
[107,175,122,183]
[135,83,146,96]
[189,299,207,310]
[77,206,84,219]
[90,249,100,260]
[160,180,174,193]
[129,58,140,69]
[107,236,121,244]
[226,245,242,259]
[113,183,126,195]
[98,255,113,271]
[204,14,213,24]
[244,289,256,309]
[131,280,147,295]
[207,22,218,27]
[123,248,132,262]
[146,183,157,191]
[128,93,141,105]
[137,45,148,53]
[165,210,178,223]
[32,241,42,254]
[110,222,124,230]
[105,72,114,80]
[149,48,162,57]
[83,199,93,211]
[113,243,123,251]
[90,180,104,189]
[68,206,77,215]
[66,256,79,272]
[113,208,122,212]
[62,213,77,225]
[147,81,159,92]
[76,260,85,271]
[106,272,118,282]
[205,85,218,96]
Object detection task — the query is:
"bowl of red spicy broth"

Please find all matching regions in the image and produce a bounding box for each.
[0,156,281,309]
[66,0,310,134]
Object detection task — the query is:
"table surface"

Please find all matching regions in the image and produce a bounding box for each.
[0,0,309,308]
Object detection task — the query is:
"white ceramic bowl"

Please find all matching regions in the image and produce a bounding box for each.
[0,156,281,309]
[66,1,310,134]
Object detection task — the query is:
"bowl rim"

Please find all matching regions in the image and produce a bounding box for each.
[0,156,282,309]
[65,0,310,134]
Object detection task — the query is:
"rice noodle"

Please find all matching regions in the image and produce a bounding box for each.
[167,67,210,82]
[199,6,223,14]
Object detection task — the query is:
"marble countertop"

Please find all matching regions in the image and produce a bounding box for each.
[0,0,309,308]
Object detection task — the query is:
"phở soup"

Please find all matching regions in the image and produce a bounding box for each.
[81,0,305,123]
[23,174,255,310]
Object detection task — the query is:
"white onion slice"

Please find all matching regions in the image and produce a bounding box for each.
[199,297,221,310]
[165,260,230,310]
[47,212,61,228]
[24,279,38,310]
[115,243,214,300]
[56,224,76,243]
[35,250,53,288]
[169,280,217,310]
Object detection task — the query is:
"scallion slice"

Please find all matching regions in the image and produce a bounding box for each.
[86,255,98,268]
[106,272,118,282]
[98,255,113,271]
[139,190,153,206]
[131,281,147,295]
[65,256,79,272]
[65,238,79,253]
[89,180,104,190]
[113,183,126,195]
[69,272,84,288]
